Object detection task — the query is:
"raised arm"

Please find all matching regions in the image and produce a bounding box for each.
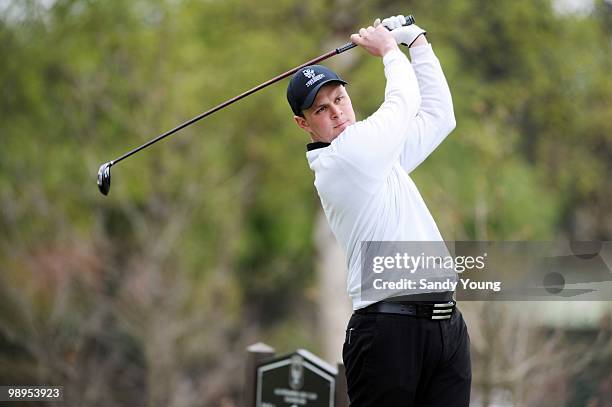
[400,41,456,173]
[330,24,422,179]
[380,16,456,174]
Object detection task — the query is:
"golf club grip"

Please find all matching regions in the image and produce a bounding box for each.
[335,14,415,54]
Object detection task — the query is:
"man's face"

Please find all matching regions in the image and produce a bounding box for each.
[294,83,356,143]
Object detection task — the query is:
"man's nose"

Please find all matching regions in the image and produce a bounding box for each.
[330,105,342,118]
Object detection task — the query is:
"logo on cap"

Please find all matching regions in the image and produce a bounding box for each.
[303,68,325,88]
[302,69,316,79]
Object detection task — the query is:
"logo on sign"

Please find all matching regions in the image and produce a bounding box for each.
[289,355,304,390]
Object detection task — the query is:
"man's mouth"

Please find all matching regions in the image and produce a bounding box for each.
[335,121,348,129]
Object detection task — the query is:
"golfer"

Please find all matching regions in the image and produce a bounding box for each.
[287,15,471,407]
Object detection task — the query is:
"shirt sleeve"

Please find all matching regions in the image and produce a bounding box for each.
[399,44,456,174]
[330,49,422,180]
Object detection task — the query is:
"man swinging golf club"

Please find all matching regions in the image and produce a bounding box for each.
[287,15,471,406]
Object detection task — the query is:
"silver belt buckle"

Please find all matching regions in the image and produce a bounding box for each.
[430,302,455,320]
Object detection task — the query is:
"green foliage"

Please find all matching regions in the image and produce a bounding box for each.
[0,0,610,404]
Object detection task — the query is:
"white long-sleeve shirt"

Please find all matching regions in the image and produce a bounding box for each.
[306,45,456,310]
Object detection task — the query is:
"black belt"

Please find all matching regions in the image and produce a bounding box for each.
[356,299,456,320]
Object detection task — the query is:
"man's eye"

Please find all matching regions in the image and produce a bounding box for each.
[316,107,326,113]
[336,97,343,103]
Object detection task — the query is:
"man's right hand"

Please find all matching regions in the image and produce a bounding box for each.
[350,24,399,58]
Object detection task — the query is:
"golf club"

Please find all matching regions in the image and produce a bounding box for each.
[97,15,415,196]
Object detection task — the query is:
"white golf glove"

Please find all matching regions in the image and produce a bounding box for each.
[374,14,426,47]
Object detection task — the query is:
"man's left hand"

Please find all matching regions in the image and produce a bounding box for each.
[374,14,427,47]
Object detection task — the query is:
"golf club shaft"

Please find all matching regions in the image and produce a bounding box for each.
[110,45,346,165]
[108,15,414,166]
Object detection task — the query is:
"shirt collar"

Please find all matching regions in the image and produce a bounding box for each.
[306,141,331,151]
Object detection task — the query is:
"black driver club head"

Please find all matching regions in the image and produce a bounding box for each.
[97,162,112,196]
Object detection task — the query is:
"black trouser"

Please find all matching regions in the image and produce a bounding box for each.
[342,306,471,406]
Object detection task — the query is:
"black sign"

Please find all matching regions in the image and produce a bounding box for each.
[256,349,337,407]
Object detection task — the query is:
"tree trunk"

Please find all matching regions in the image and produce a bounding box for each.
[314,210,352,364]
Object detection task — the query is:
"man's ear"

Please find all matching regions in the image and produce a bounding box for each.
[294,115,311,133]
